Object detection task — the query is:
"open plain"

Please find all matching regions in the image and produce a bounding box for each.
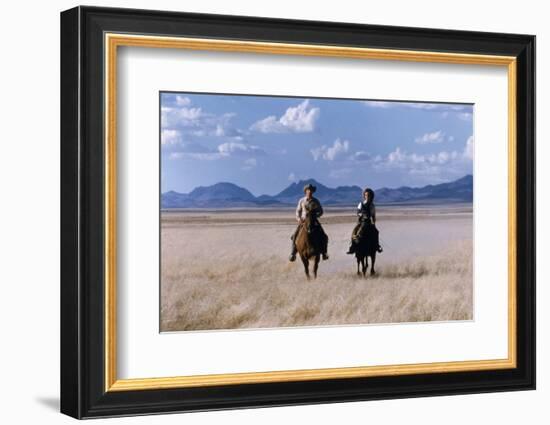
[160,204,473,331]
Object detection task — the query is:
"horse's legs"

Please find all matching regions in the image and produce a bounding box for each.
[356,256,361,276]
[300,255,310,280]
[362,256,367,277]
[313,255,320,279]
[370,253,376,275]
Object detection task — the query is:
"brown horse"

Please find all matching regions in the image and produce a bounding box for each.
[295,210,328,279]
[354,224,378,277]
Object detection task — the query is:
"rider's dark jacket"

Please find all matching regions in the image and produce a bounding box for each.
[357,200,376,223]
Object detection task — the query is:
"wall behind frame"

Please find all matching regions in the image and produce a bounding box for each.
[0,0,543,424]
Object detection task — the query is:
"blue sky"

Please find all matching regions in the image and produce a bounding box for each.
[160,92,473,196]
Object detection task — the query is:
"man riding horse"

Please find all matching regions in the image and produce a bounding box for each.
[346,187,383,255]
[289,183,329,262]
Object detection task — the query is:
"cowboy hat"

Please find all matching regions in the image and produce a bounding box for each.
[303,183,317,193]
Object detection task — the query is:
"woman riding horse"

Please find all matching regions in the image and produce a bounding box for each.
[346,187,383,255]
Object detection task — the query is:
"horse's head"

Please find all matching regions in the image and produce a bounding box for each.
[303,207,317,234]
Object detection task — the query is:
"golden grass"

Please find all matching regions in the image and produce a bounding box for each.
[160,211,473,332]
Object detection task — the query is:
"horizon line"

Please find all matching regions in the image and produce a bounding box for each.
[162,174,473,197]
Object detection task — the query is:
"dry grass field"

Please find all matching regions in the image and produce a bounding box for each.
[160,205,473,332]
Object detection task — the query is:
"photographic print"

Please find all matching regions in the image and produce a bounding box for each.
[61,9,535,417]
[160,92,474,332]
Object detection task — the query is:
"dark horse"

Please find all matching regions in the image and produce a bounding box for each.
[355,224,378,277]
[295,210,328,279]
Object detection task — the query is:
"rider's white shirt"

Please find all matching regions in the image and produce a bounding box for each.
[295,196,323,221]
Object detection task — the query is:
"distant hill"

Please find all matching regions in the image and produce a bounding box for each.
[375,174,473,204]
[272,179,362,205]
[161,182,262,208]
[161,175,473,208]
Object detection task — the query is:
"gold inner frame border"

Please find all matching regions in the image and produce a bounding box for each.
[104,33,517,392]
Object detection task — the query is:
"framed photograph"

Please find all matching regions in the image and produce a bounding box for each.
[60,6,535,419]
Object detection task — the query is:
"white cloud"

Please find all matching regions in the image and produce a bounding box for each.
[161,129,181,145]
[162,94,191,107]
[406,103,470,112]
[382,147,460,169]
[415,130,445,144]
[325,139,350,160]
[350,151,373,162]
[458,112,473,121]
[214,125,225,137]
[310,148,322,161]
[242,158,258,171]
[168,139,264,161]
[464,135,474,160]
[288,172,297,182]
[250,100,320,133]
[217,142,264,157]
[169,151,222,161]
[362,101,394,108]
[250,116,279,133]
[167,142,223,160]
[162,102,241,139]
[175,95,191,106]
[377,147,458,180]
[372,134,473,179]
[161,106,203,128]
[329,168,353,179]
[407,103,439,110]
[363,101,472,113]
[311,138,350,161]
[386,147,406,165]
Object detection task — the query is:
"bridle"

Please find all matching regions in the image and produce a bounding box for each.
[304,210,319,234]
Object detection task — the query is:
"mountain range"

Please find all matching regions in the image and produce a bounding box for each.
[161,175,473,208]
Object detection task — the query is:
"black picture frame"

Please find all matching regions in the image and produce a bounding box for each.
[61,5,535,419]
